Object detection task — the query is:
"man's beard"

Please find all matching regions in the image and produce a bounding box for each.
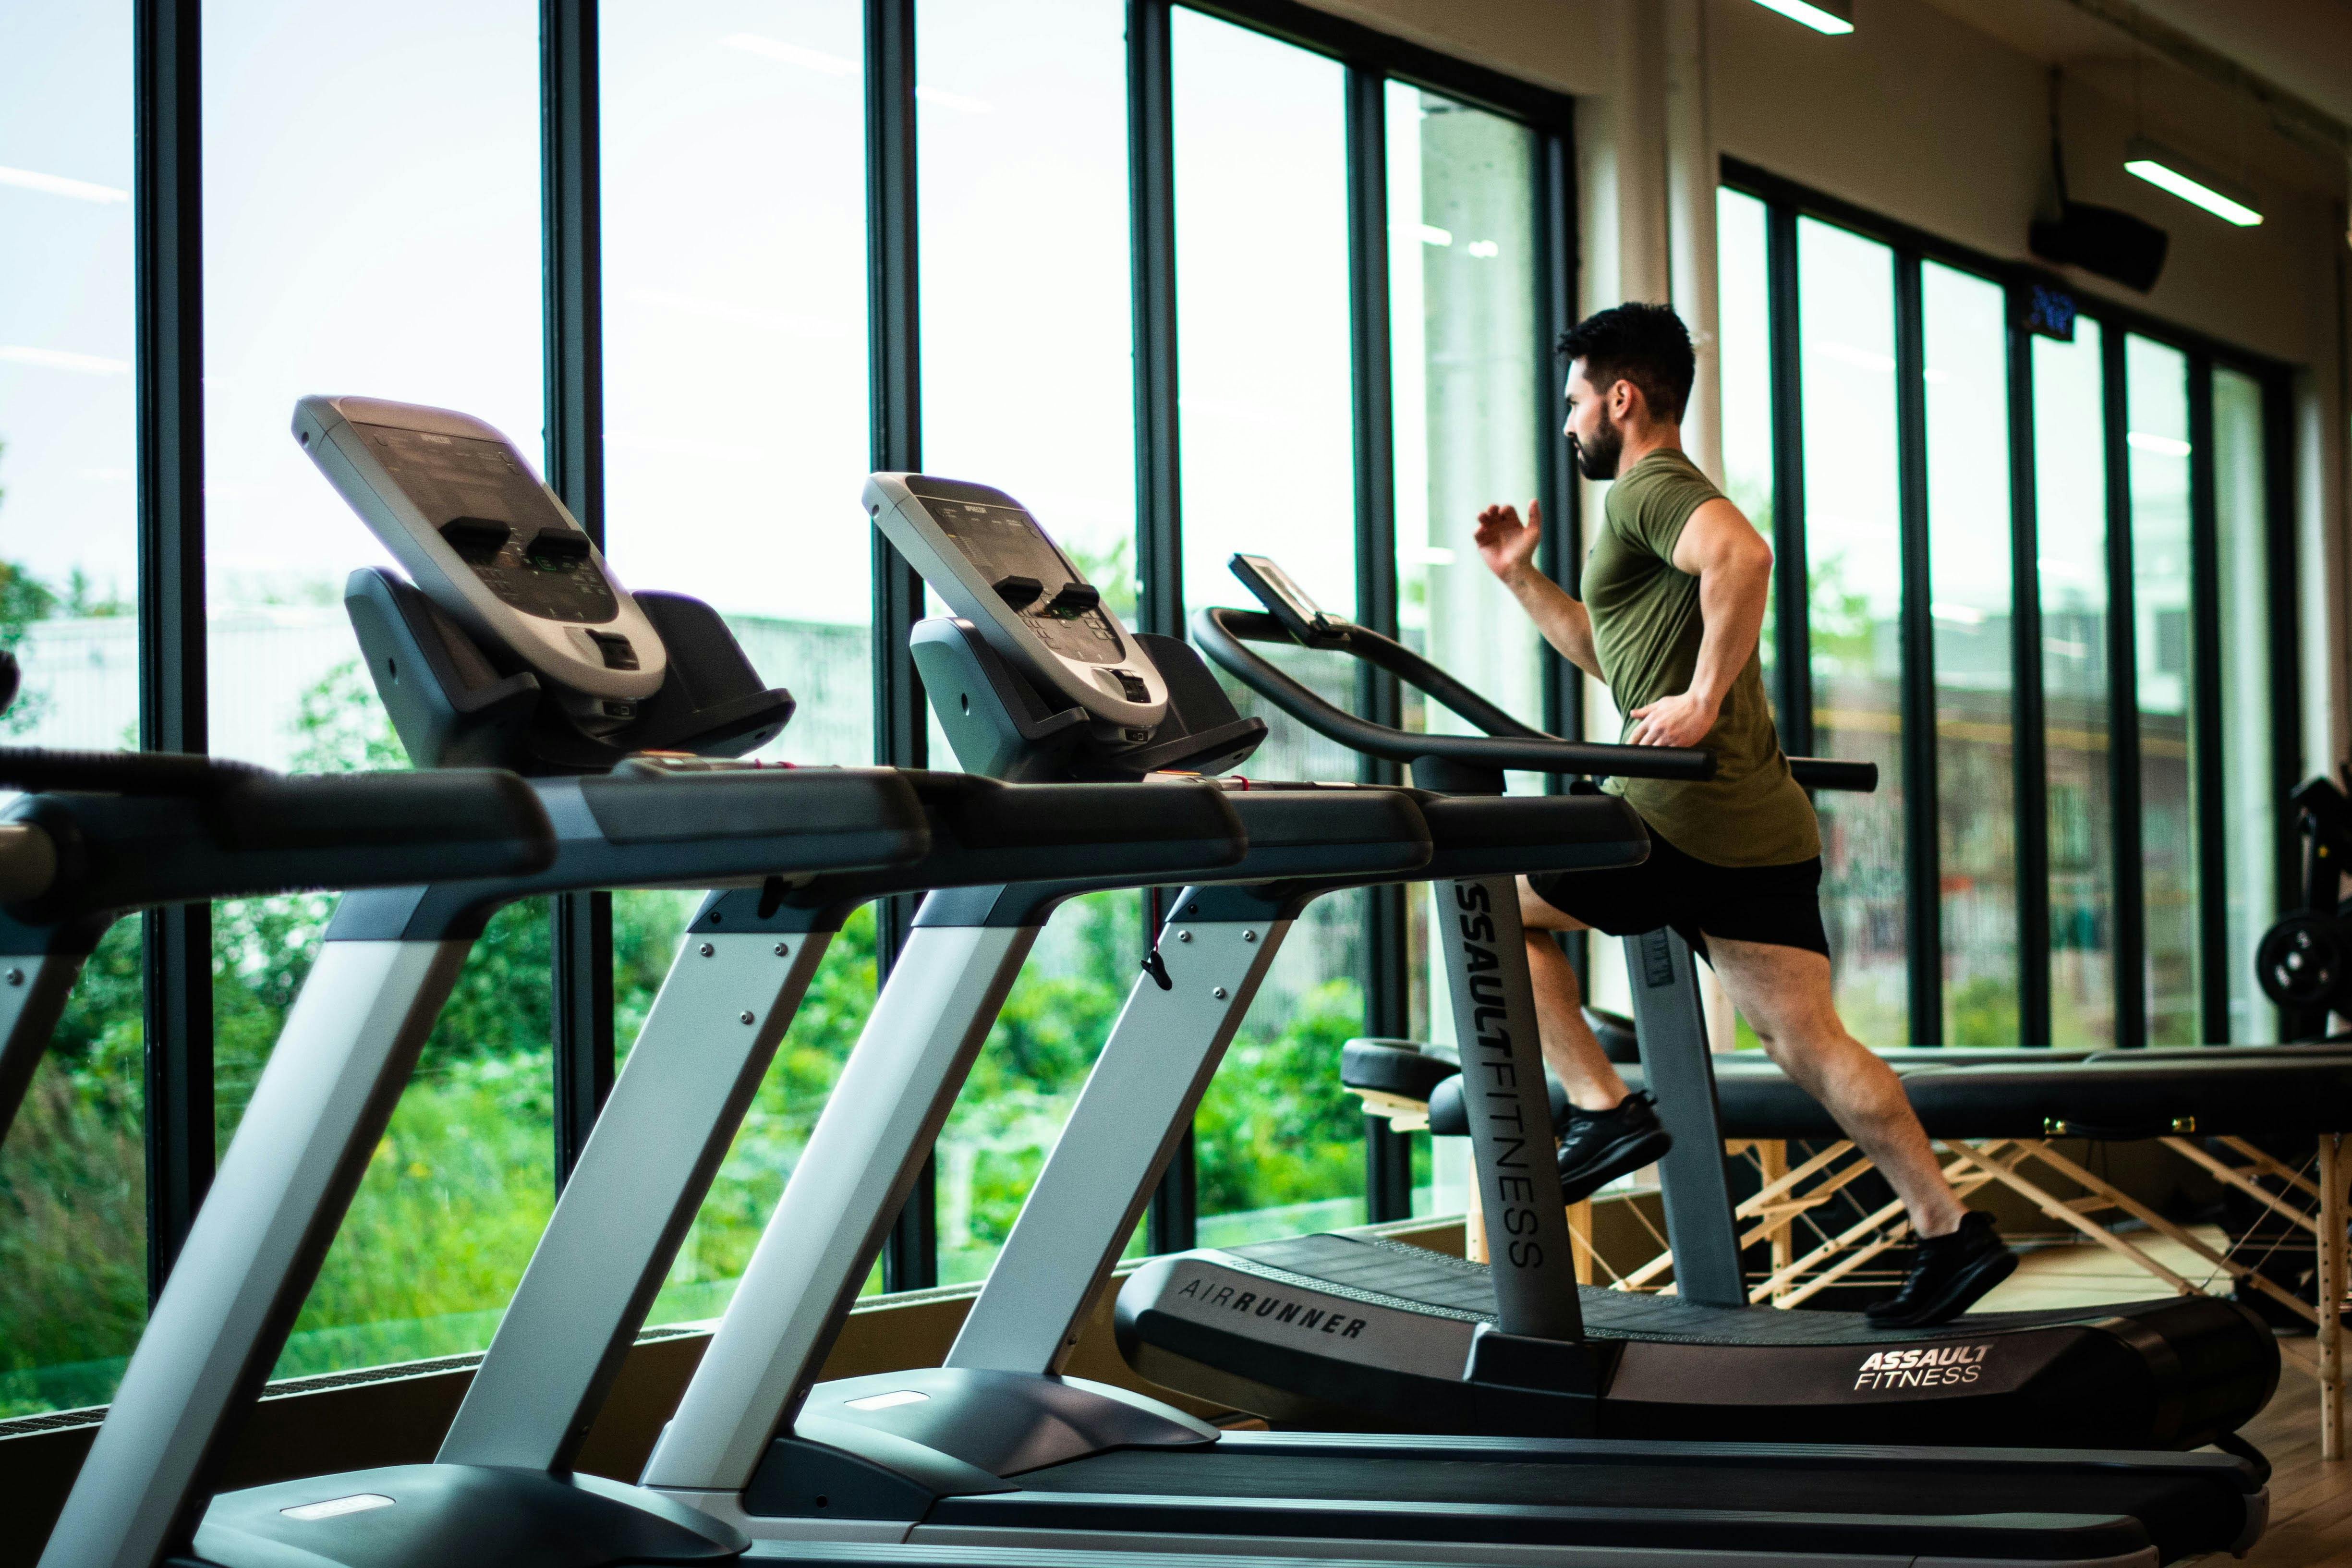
[1572,412,1624,480]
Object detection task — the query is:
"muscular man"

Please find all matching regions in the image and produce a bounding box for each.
[1476,302,2013,1328]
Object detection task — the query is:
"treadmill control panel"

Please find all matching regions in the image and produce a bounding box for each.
[294,395,665,711]
[867,472,1167,730]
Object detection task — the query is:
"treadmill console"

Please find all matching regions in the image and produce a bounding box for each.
[866,473,1167,732]
[293,395,665,733]
[1230,553,1350,647]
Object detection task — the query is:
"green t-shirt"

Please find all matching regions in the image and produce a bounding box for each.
[1581,449,1818,868]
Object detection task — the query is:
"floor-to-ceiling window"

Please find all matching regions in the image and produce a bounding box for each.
[1724,164,2293,1055]
[0,2,145,1417]
[600,0,881,1321]
[1171,9,1368,1247]
[1796,219,1907,1045]
[1387,82,1545,1215]
[1921,262,2018,1045]
[2212,367,2279,1043]
[914,0,1142,1285]
[2034,320,2115,1047]
[2124,336,2198,1044]
[202,0,553,1378]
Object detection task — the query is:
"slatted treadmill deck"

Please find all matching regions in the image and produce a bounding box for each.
[1219,1232,2167,1345]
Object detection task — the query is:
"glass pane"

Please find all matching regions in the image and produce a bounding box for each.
[202,0,551,1376]
[1385,81,1544,1076]
[2125,335,2197,1044]
[1718,188,1774,700]
[2212,367,2276,1043]
[1174,11,1352,623]
[598,0,883,1314]
[2035,320,2112,1046]
[0,2,143,1415]
[1921,263,2017,1045]
[939,890,1141,1284]
[601,0,872,768]
[1173,11,1363,1243]
[1796,218,1906,1044]
[918,0,1133,607]
[904,8,1150,1285]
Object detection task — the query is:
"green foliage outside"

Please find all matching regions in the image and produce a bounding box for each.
[0,578,1370,1411]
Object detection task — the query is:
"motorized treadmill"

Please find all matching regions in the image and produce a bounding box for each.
[34,400,1255,1568]
[1112,558,2279,1451]
[629,476,2270,1567]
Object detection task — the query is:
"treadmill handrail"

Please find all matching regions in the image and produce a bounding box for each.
[0,744,275,798]
[1194,607,1878,793]
[1195,607,1710,781]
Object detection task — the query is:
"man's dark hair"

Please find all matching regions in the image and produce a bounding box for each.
[1557,303,1695,423]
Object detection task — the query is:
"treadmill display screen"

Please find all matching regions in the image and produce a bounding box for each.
[352,422,620,624]
[923,496,1127,666]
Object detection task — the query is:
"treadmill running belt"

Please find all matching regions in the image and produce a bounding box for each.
[1000,1449,2233,1563]
[1224,1233,2157,1345]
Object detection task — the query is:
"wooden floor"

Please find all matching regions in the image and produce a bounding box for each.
[1970,1229,2350,1566]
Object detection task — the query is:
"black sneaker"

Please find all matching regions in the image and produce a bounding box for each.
[1866,1212,2018,1328]
[1555,1091,1673,1204]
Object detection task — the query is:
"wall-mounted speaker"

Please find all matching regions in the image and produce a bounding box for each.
[2029,201,2170,293]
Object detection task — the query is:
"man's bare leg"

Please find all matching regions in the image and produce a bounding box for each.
[1704,936,1965,1239]
[1516,877,1632,1110]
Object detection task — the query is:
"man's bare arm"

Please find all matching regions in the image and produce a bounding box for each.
[1473,500,1602,679]
[1625,497,1772,747]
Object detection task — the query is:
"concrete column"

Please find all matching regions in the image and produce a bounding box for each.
[1664,0,1722,482]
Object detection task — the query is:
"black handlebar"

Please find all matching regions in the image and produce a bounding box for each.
[1786,757,1878,792]
[1195,607,1713,781]
[0,746,276,797]
[1192,607,1876,794]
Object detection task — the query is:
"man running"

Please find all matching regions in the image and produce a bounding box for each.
[1474,302,2013,1328]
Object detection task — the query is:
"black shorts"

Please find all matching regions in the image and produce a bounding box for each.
[1525,829,1829,960]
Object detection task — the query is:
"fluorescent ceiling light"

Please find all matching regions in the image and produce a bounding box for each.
[0,164,128,203]
[724,33,853,75]
[1418,224,1454,247]
[2125,430,2193,458]
[915,85,992,114]
[0,344,130,375]
[1810,339,1896,374]
[1748,0,1853,36]
[2124,137,2262,227]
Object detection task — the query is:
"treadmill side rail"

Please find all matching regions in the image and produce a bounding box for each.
[438,928,837,1469]
[947,909,1290,1375]
[38,938,473,1568]
[644,919,1039,1495]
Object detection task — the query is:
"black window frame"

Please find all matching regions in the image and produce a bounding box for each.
[1723,155,2302,1050]
[106,0,1582,1313]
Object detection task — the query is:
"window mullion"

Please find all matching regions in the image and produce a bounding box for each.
[2186,357,2230,1044]
[540,0,615,1190]
[134,0,214,1299]
[2101,325,2147,1047]
[1345,66,1410,1223]
[1764,202,1811,754]
[865,0,935,1291]
[2006,303,2053,1047]
[1893,254,1941,1045]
